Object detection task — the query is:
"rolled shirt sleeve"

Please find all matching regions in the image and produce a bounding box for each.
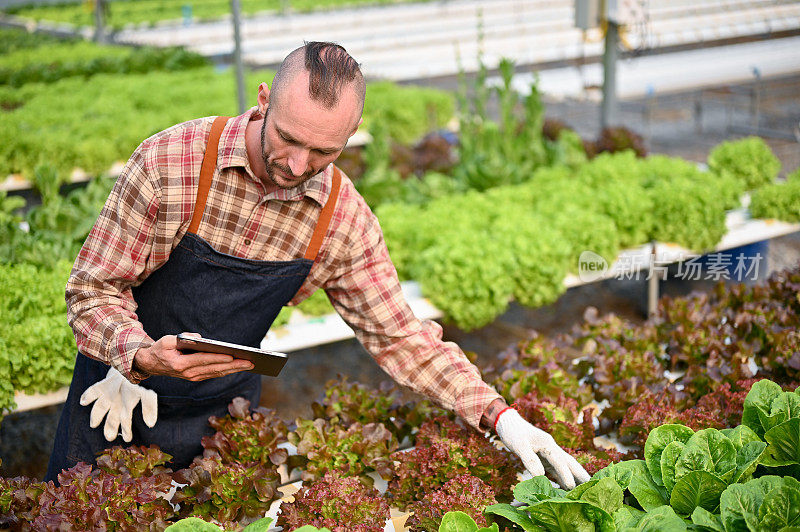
[66,145,159,382]
[320,194,502,431]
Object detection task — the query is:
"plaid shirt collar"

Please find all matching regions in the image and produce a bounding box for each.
[217,106,330,207]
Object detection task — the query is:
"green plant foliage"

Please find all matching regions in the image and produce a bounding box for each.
[624,505,687,531]
[4,0,433,29]
[96,444,174,478]
[0,175,116,413]
[4,315,76,392]
[0,66,449,183]
[0,260,76,409]
[453,59,548,192]
[172,456,281,526]
[742,379,800,468]
[494,366,593,411]
[512,391,624,475]
[600,423,769,519]
[354,118,408,210]
[483,399,800,532]
[376,169,624,329]
[376,143,752,327]
[288,418,398,483]
[6,172,115,268]
[0,191,26,252]
[388,417,521,511]
[545,128,587,169]
[750,168,800,223]
[0,67,268,180]
[0,29,208,87]
[200,397,288,468]
[643,157,730,251]
[406,474,497,532]
[412,226,516,330]
[165,517,232,531]
[645,152,742,202]
[277,471,390,532]
[355,117,464,211]
[0,26,78,53]
[437,511,500,532]
[718,475,800,531]
[644,424,695,486]
[379,189,518,329]
[0,467,45,527]
[310,376,440,443]
[707,136,781,191]
[490,206,572,309]
[572,151,654,249]
[38,461,175,528]
[485,476,623,531]
[364,81,455,145]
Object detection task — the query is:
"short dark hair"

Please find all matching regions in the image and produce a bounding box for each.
[271,41,365,111]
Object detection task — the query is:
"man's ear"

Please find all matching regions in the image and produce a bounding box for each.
[257,82,271,115]
[349,117,364,137]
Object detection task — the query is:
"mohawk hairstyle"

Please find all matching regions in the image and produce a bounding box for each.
[271,41,365,111]
[304,41,363,108]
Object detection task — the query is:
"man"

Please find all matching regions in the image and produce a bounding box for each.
[47,42,589,490]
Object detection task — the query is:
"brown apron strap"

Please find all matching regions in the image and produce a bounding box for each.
[188,116,230,235]
[304,165,342,261]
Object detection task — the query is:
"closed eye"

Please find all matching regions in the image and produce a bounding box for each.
[276,125,339,154]
[279,131,298,145]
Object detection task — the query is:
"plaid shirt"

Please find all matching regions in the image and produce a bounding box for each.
[66,107,501,430]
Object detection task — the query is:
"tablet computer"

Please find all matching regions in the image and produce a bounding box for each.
[176,334,288,377]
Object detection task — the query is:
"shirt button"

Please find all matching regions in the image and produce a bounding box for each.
[244,239,251,245]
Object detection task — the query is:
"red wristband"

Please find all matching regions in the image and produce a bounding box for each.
[493,405,516,433]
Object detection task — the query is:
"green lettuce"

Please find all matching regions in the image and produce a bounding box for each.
[484,476,622,531]
[742,380,800,467]
[599,424,766,518]
[707,136,781,191]
[719,475,800,531]
[438,511,499,532]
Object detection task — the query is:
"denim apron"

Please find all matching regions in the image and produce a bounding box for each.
[46,116,342,480]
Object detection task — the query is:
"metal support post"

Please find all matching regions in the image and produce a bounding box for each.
[93,0,106,43]
[694,93,703,134]
[601,19,619,129]
[750,67,762,131]
[231,0,247,115]
[647,242,659,319]
[644,84,654,144]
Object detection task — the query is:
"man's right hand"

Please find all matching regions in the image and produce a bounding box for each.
[134,333,254,381]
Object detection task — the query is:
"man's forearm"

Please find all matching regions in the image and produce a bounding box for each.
[480,397,510,432]
[132,346,152,378]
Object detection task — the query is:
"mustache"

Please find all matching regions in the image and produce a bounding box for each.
[267,160,315,179]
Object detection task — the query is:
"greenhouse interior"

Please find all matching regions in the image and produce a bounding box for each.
[1,0,800,530]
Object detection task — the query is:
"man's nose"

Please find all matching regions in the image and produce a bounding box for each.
[287,147,310,177]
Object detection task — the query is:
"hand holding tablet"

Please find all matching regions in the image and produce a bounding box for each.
[176,333,288,377]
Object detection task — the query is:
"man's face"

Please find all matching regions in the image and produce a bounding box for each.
[259,73,361,190]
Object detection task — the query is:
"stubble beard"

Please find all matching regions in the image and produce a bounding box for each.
[260,109,316,190]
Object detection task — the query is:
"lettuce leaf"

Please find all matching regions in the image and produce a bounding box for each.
[719,475,787,532]
[669,470,727,515]
[644,425,694,486]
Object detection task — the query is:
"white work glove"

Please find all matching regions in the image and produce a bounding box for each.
[496,408,591,490]
[80,367,158,442]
